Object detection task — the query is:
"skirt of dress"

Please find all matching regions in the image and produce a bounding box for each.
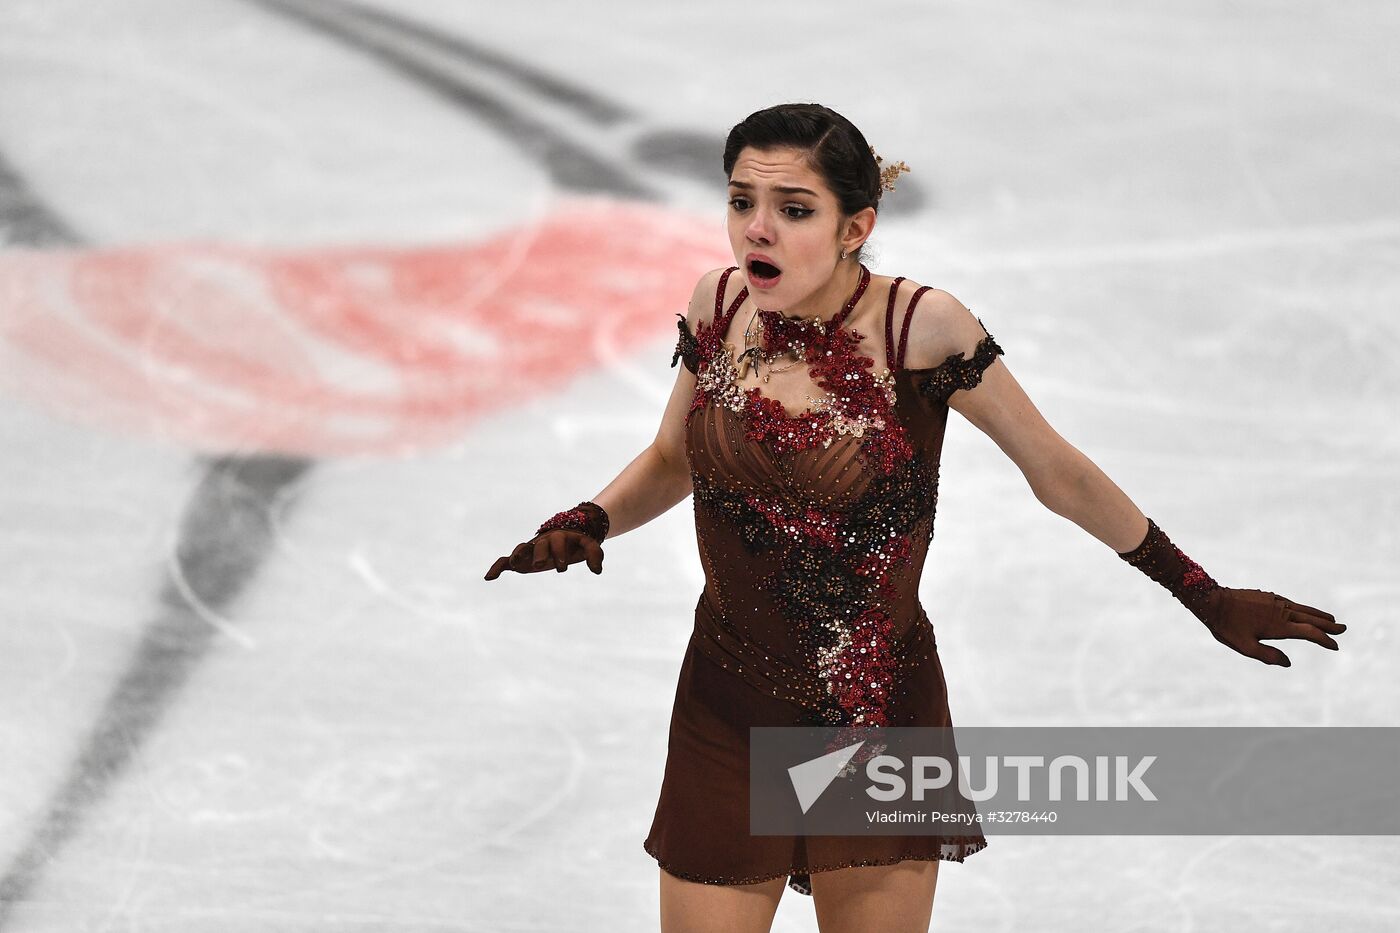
[642,623,988,897]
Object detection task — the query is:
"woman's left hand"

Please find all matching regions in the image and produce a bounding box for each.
[1196,587,1347,667]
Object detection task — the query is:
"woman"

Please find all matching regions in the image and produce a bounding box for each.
[484,103,1346,933]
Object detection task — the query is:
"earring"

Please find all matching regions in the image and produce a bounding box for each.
[839,248,848,260]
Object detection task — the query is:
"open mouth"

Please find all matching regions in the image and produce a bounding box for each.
[747,258,782,286]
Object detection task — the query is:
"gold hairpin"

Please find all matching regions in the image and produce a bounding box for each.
[870,145,911,193]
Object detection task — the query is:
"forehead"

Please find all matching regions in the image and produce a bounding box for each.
[728,146,829,194]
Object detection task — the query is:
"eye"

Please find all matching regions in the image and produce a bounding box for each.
[728,196,751,211]
[784,205,814,219]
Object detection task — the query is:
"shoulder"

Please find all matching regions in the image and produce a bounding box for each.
[671,268,737,373]
[896,283,997,371]
[685,266,740,328]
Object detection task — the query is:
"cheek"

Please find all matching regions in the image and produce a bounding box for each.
[788,236,831,268]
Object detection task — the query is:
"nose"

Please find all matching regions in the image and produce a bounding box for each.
[745,210,772,244]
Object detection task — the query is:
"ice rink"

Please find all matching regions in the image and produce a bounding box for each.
[1,1,1397,930]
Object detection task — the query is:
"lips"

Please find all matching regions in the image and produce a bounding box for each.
[746,253,782,288]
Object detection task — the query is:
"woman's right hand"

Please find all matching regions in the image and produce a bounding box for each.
[483,529,605,580]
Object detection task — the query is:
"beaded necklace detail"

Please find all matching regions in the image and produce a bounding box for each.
[740,309,824,378]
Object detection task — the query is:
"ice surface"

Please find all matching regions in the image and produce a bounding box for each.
[0,0,1396,930]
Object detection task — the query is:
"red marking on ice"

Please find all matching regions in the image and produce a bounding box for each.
[0,199,730,456]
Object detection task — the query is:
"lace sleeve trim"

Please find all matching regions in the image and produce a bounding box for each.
[911,329,1004,405]
[670,312,701,374]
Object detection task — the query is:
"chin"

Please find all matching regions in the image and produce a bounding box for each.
[745,279,788,306]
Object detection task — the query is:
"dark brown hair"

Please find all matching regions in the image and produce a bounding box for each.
[723,103,882,261]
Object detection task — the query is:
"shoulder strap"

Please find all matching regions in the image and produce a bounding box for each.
[883,277,906,370]
[896,285,934,370]
[713,266,747,332]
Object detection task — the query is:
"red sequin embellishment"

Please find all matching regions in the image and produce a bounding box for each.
[686,265,914,475]
[677,266,990,730]
[820,607,899,726]
[1176,547,1214,592]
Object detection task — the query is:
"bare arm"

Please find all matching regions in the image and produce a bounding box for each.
[902,289,1346,664]
[587,268,724,538]
[484,269,724,578]
[586,355,696,540]
[903,289,1147,552]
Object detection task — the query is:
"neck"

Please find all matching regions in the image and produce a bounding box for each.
[762,262,863,321]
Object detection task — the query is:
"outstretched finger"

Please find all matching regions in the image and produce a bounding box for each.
[582,537,604,574]
[1284,597,1336,623]
[506,539,533,573]
[532,534,558,571]
[484,555,512,580]
[1237,637,1291,668]
[548,532,570,572]
[1283,619,1340,651]
[1284,600,1345,634]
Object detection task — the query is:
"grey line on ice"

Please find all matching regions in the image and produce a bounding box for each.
[0,2,687,920]
[243,0,931,216]
[0,457,314,922]
[0,148,80,247]
[247,0,654,199]
[0,130,316,930]
[327,0,635,126]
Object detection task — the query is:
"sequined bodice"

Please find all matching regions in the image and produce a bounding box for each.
[670,266,1004,728]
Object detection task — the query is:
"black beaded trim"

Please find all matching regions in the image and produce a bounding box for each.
[690,458,937,632]
[689,473,784,555]
[690,453,938,725]
[914,329,1005,405]
[670,312,701,374]
[690,456,937,563]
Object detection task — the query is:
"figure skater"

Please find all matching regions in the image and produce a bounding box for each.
[485,102,1346,933]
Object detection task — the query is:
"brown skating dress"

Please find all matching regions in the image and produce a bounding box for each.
[643,265,999,896]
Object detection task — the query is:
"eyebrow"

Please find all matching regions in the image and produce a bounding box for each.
[727,180,819,197]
